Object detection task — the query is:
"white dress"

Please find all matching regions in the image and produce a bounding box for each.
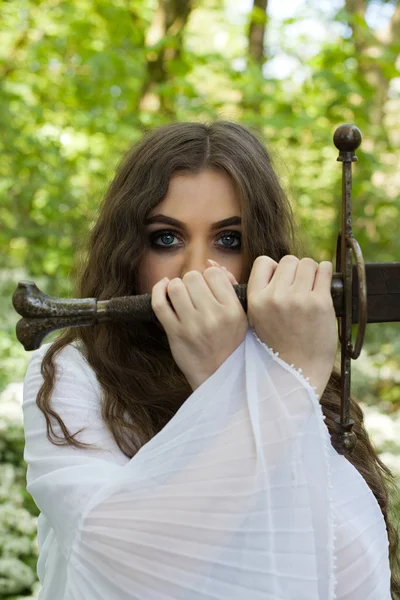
[22,326,391,600]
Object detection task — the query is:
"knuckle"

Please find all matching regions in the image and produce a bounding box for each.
[226,306,242,322]
[169,277,184,289]
[289,293,306,311]
[247,300,259,319]
[151,280,162,293]
[202,314,218,333]
[268,293,284,310]
[182,271,201,282]
[254,255,277,267]
[203,266,219,278]
[151,299,164,313]
[280,254,299,263]
[254,255,268,264]
[249,291,278,311]
[300,257,318,268]
[246,292,257,308]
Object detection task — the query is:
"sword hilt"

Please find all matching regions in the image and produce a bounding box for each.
[333,123,365,456]
[13,277,345,351]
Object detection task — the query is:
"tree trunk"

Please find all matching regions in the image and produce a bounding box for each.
[139,0,194,119]
[248,0,268,64]
[242,0,269,114]
[345,0,399,134]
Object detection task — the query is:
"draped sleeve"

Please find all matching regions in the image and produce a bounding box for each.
[22,327,391,600]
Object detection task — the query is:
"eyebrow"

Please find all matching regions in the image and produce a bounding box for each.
[145,214,242,231]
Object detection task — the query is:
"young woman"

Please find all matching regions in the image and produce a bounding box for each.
[23,121,399,599]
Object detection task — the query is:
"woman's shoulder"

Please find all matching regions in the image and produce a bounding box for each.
[27,339,100,391]
[29,339,86,365]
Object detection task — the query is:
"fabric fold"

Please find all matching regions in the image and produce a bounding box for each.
[22,327,392,600]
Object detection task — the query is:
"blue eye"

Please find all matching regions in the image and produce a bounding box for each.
[149,230,241,251]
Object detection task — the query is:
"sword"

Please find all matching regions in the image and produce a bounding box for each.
[12,124,400,455]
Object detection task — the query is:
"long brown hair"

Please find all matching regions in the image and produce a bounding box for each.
[35,121,400,596]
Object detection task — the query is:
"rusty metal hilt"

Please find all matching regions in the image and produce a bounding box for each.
[332,124,367,456]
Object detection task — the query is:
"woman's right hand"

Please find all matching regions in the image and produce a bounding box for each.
[246,255,338,398]
[151,265,248,392]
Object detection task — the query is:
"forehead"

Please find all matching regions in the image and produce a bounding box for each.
[154,170,240,218]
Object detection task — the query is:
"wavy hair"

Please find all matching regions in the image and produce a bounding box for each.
[35,121,400,597]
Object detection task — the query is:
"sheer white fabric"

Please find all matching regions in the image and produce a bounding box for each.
[22,327,391,600]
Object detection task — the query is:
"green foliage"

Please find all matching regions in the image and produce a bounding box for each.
[1,0,399,596]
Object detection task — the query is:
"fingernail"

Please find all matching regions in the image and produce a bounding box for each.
[207,259,220,267]
[221,266,238,284]
[162,277,170,283]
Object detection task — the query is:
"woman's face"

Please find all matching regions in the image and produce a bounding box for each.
[137,169,244,296]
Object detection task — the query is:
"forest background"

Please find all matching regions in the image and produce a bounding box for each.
[1,0,400,597]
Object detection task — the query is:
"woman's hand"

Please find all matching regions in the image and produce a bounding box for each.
[247,255,338,398]
[151,262,248,392]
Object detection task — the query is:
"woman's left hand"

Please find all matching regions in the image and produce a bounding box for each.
[246,255,338,398]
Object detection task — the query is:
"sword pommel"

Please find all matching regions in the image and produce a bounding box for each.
[333,124,362,153]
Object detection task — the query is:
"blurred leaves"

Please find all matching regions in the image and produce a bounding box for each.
[0,1,400,596]
[0,0,398,391]
[1,0,399,398]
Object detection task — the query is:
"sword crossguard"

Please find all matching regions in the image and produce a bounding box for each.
[335,233,367,359]
[333,124,365,456]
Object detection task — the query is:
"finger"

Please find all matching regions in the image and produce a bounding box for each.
[180,267,236,310]
[166,277,198,326]
[247,255,278,295]
[206,259,238,285]
[313,261,334,296]
[164,270,235,332]
[220,266,238,285]
[270,255,299,291]
[202,266,242,306]
[151,277,180,329]
[291,258,319,293]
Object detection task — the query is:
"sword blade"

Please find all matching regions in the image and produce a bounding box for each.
[353,262,400,323]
